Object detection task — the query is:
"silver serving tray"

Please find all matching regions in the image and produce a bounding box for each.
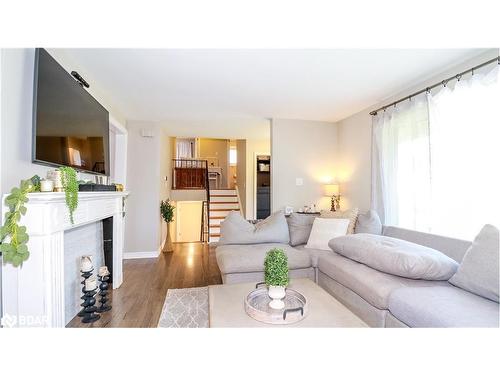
[244,283,308,325]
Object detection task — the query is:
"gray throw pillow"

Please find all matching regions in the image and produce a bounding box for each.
[355,210,383,235]
[329,234,459,280]
[286,213,317,246]
[449,224,499,302]
[218,211,290,246]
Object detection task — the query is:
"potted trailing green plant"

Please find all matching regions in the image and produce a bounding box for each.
[0,175,41,266]
[264,248,289,309]
[59,166,78,224]
[160,199,175,253]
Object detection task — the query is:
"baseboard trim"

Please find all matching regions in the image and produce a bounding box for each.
[123,251,159,259]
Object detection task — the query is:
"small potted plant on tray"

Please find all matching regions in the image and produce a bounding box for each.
[264,248,289,310]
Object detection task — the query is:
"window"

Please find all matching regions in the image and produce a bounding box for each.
[229,147,237,166]
[373,65,500,240]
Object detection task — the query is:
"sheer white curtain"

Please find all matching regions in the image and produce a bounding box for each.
[372,64,500,240]
[372,95,431,229]
[428,65,500,240]
[176,138,194,158]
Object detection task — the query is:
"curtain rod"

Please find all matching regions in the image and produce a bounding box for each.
[369,56,500,116]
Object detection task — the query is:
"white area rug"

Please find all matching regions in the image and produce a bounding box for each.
[157,287,209,328]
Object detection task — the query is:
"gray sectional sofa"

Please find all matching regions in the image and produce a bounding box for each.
[215,211,499,328]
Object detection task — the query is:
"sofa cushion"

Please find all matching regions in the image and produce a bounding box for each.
[382,226,471,263]
[216,243,312,275]
[317,253,446,309]
[388,285,500,327]
[305,218,350,250]
[329,234,458,280]
[287,213,317,246]
[294,244,330,268]
[218,211,290,246]
[320,208,359,234]
[449,224,499,302]
[355,210,382,235]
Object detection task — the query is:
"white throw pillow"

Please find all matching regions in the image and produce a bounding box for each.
[305,218,350,250]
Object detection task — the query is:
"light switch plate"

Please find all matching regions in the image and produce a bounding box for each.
[295,178,303,186]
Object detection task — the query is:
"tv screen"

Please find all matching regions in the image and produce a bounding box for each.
[33,48,110,175]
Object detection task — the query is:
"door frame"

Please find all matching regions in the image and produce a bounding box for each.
[253,152,271,220]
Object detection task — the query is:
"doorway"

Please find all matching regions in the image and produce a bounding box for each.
[255,155,271,219]
[175,201,203,242]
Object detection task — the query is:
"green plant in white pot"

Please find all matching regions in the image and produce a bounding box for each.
[264,248,289,310]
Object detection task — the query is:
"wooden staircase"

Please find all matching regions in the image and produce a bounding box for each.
[208,189,240,243]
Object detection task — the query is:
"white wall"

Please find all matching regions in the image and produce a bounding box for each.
[124,122,160,254]
[337,49,500,212]
[0,49,126,194]
[271,118,338,213]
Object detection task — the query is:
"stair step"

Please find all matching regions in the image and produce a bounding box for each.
[210,196,238,203]
[210,208,240,211]
[209,234,221,238]
[210,189,237,196]
[209,203,239,210]
[209,227,220,234]
[209,218,224,225]
[209,224,221,228]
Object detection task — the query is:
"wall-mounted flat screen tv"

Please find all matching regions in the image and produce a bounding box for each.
[33,48,109,175]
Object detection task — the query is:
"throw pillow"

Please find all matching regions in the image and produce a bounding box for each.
[329,234,459,280]
[286,213,317,246]
[355,210,383,235]
[320,208,359,234]
[218,211,290,246]
[305,218,350,251]
[449,224,499,302]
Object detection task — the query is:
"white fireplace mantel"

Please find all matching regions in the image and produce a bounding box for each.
[1,191,129,328]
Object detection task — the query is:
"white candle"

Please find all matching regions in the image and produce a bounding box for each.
[98,266,109,277]
[85,275,97,291]
[40,179,54,192]
[80,256,93,272]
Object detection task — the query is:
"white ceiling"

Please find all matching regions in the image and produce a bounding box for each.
[53,49,491,124]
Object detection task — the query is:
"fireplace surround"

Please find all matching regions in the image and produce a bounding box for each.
[1,191,128,327]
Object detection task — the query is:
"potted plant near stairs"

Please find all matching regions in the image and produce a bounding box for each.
[160,199,175,253]
[264,248,289,310]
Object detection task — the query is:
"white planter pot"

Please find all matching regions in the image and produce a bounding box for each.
[268,285,286,310]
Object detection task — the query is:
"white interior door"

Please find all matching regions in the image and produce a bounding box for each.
[176,201,203,242]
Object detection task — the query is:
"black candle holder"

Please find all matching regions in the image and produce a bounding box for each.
[96,275,112,313]
[77,269,94,317]
[81,287,100,323]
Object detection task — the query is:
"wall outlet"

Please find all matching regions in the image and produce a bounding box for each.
[295,178,303,186]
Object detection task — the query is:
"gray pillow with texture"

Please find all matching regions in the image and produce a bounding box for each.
[218,211,290,246]
[329,234,459,280]
[449,224,499,302]
[286,213,317,246]
[355,210,383,235]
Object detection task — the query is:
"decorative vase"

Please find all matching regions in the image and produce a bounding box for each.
[268,285,286,310]
[162,223,173,253]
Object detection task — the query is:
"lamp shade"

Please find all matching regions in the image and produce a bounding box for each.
[323,183,339,197]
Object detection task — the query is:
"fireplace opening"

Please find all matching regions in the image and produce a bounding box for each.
[102,216,113,284]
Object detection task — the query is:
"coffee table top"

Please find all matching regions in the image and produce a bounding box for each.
[208,278,367,328]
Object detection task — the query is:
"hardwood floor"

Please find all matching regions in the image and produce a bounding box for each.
[67,242,222,328]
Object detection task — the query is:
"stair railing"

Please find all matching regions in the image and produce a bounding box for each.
[204,159,210,242]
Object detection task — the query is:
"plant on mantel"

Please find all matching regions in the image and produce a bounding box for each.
[0,175,40,266]
[0,167,79,267]
[59,166,79,224]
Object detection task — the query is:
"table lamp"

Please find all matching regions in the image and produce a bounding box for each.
[323,183,340,212]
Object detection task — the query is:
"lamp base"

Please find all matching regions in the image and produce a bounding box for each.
[330,196,340,212]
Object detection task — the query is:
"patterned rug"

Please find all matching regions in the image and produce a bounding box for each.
[157,287,209,328]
